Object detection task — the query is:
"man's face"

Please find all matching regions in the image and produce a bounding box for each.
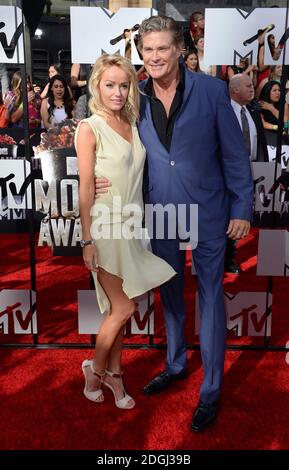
[141,31,181,81]
[237,76,255,104]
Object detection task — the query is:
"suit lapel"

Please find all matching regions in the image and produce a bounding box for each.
[179,68,196,114]
[169,69,196,155]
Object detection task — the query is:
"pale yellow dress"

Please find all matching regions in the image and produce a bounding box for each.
[76,114,176,314]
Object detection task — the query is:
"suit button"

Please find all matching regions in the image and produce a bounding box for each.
[170,160,175,166]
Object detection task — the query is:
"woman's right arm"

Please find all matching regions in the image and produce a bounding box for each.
[40,98,50,128]
[261,113,278,131]
[71,63,87,89]
[76,122,98,272]
[10,104,23,124]
[40,83,49,99]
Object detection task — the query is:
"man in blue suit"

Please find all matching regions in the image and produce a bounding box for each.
[95,16,253,432]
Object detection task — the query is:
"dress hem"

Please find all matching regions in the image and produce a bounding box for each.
[93,264,176,315]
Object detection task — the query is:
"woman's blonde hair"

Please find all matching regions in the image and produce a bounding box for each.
[88,54,139,122]
[11,71,32,108]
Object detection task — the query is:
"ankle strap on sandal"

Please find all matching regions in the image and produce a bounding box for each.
[105,369,123,378]
[91,365,106,377]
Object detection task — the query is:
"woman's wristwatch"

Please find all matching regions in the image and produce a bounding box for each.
[80,239,94,248]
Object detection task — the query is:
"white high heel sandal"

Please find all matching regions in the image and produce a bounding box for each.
[103,369,135,409]
[82,359,105,403]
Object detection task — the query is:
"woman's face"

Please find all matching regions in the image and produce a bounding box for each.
[49,66,57,79]
[51,79,65,100]
[185,53,198,71]
[268,34,274,45]
[17,78,32,93]
[274,65,282,77]
[270,84,281,103]
[193,15,205,30]
[239,59,249,70]
[196,38,204,52]
[99,65,130,113]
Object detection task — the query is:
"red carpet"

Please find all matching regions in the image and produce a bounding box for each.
[1,347,289,450]
[1,230,289,449]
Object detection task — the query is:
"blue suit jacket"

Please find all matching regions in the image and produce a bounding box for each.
[138,69,253,242]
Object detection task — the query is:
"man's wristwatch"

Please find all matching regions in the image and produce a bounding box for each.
[80,239,94,248]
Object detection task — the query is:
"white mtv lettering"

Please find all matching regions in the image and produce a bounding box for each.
[38,221,52,246]
[0,202,25,220]
[50,218,71,246]
[38,218,81,246]
[71,218,82,246]
[225,292,272,337]
[70,7,156,64]
[0,290,37,334]
[61,179,79,218]
[66,157,78,176]
[35,179,79,219]
[35,179,59,217]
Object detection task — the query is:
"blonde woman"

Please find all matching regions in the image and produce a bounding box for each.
[4,71,41,128]
[75,54,175,410]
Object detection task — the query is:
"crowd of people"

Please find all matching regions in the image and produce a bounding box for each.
[0,9,288,135]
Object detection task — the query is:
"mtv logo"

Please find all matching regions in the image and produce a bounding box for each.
[78,290,154,335]
[205,8,289,66]
[195,291,272,336]
[257,230,289,276]
[0,159,32,211]
[267,145,289,170]
[70,7,157,65]
[125,291,154,335]
[0,290,37,334]
[0,200,25,220]
[251,162,282,213]
[0,6,24,63]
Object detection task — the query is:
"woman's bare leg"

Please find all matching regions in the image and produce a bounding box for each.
[85,268,135,401]
[107,327,124,372]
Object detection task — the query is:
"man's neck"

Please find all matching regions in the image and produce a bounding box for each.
[232,97,247,107]
[152,67,180,97]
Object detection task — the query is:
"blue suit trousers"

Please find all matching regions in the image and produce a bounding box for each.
[151,236,227,403]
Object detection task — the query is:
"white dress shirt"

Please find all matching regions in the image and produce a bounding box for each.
[231,99,257,161]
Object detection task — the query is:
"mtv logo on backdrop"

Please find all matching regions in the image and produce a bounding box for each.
[0,290,37,334]
[70,7,157,65]
[0,160,32,215]
[78,290,154,335]
[0,6,24,63]
[195,292,272,336]
[257,230,289,276]
[205,8,289,66]
[267,145,289,170]
[251,162,282,213]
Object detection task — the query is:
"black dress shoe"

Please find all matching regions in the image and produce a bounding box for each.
[143,369,188,394]
[225,260,242,274]
[191,400,219,432]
